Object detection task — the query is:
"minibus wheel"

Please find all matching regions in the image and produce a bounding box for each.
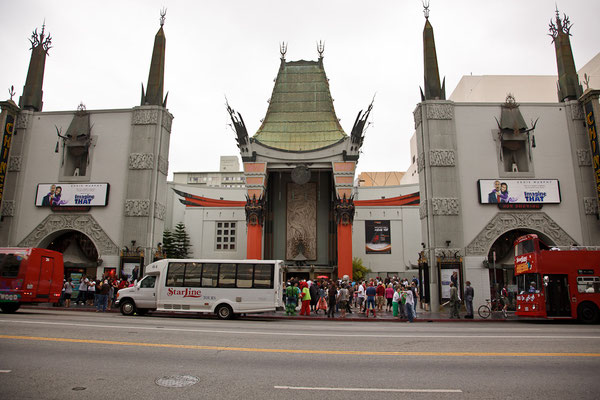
[578,302,599,324]
[0,302,20,313]
[120,300,136,316]
[216,304,233,320]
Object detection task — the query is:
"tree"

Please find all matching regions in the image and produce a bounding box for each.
[352,257,371,282]
[162,229,177,258]
[173,222,192,258]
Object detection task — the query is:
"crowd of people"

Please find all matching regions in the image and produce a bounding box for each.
[60,274,135,312]
[283,276,421,322]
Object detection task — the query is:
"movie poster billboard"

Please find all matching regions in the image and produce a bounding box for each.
[35,183,109,207]
[440,268,459,300]
[478,179,561,204]
[365,220,391,254]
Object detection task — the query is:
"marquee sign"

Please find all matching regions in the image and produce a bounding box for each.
[0,114,15,205]
[583,99,600,207]
[35,183,110,207]
[478,179,561,204]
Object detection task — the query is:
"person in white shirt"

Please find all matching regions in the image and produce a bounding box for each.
[357,281,366,311]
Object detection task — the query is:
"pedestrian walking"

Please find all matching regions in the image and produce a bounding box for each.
[365,282,377,318]
[75,275,88,305]
[392,286,401,317]
[63,278,74,308]
[327,282,337,318]
[404,286,415,323]
[337,284,349,318]
[464,281,474,319]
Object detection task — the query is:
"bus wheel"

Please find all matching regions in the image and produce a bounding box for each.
[578,302,599,324]
[216,304,233,320]
[0,302,20,313]
[120,300,136,316]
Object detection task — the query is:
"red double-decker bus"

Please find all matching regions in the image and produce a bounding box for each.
[513,234,600,323]
[0,248,64,313]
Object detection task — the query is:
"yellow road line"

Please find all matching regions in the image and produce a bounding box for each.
[1,335,599,357]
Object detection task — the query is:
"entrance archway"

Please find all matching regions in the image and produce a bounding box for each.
[39,229,101,279]
[485,228,554,309]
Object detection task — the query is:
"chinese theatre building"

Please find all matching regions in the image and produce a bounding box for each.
[171,45,421,280]
[415,7,600,310]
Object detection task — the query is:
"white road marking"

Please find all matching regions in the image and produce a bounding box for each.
[1,319,599,340]
[275,386,462,393]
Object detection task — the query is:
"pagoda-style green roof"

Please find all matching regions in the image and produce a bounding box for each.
[253,59,347,152]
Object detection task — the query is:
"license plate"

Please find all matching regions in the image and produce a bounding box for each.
[0,293,20,302]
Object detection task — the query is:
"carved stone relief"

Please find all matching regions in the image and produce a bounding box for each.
[133,109,159,125]
[426,103,454,120]
[577,149,592,166]
[128,153,154,170]
[18,214,119,255]
[8,156,22,172]
[435,248,463,258]
[413,106,422,128]
[431,198,460,215]
[125,199,150,217]
[158,156,169,176]
[429,149,456,167]
[286,182,317,260]
[417,152,425,172]
[1,200,15,217]
[16,112,31,129]
[162,111,173,132]
[419,201,427,220]
[465,212,576,255]
[570,103,584,120]
[584,197,599,215]
[154,202,166,220]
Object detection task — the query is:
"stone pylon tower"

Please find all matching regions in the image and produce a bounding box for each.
[415,4,463,309]
[123,10,173,267]
[19,23,51,111]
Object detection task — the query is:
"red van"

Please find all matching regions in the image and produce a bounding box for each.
[0,248,64,313]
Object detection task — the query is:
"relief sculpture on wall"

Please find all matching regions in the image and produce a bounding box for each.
[286,182,317,260]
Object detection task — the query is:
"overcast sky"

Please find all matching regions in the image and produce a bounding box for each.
[1,0,598,178]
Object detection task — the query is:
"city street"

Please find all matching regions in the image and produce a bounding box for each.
[1,309,599,399]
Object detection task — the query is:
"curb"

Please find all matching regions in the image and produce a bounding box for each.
[21,305,515,322]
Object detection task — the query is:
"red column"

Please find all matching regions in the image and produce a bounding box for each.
[247,224,262,260]
[337,222,352,280]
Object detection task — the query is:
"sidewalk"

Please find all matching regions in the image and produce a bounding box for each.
[23,303,517,322]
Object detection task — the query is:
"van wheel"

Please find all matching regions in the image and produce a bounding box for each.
[0,302,20,313]
[216,304,233,320]
[578,302,599,324]
[120,300,136,316]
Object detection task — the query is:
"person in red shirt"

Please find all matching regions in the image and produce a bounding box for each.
[375,282,386,312]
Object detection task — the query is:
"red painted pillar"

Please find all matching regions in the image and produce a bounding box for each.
[337,222,353,280]
[247,224,262,260]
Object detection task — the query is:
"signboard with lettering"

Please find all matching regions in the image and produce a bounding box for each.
[0,114,15,205]
[583,100,600,207]
[35,183,109,207]
[365,220,391,254]
[478,179,561,204]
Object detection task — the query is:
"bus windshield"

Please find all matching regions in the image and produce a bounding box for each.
[516,240,535,256]
[517,273,541,294]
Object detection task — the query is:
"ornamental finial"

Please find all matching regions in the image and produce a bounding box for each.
[423,0,430,19]
[160,8,167,27]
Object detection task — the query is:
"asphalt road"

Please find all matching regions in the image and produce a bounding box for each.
[1,309,599,399]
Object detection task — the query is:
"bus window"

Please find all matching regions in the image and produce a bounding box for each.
[237,264,253,288]
[516,240,535,256]
[166,263,185,287]
[219,263,236,288]
[0,254,22,278]
[577,276,600,293]
[254,264,274,288]
[184,262,202,287]
[518,273,540,294]
[202,263,218,287]
[140,275,156,289]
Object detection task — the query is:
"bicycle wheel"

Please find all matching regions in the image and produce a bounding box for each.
[478,305,491,319]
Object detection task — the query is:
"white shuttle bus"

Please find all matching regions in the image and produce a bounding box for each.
[115,259,283,319]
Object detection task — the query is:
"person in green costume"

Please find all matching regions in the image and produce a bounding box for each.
[285,281,300,316]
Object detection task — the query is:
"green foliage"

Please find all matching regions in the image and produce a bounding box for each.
[162,229,177,258]
[163,222,192,258]
[352,257,371,281]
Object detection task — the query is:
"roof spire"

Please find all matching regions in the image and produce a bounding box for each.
[19,22,52,111]
[317,40,325,59]
[549,8,582,102]
[141,9,167,107]
[280,42,287,60]
[420,1,445,101]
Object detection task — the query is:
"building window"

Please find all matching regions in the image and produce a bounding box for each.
[215,222,236,251]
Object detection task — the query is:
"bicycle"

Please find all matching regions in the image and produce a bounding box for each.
[478,298,506,319]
